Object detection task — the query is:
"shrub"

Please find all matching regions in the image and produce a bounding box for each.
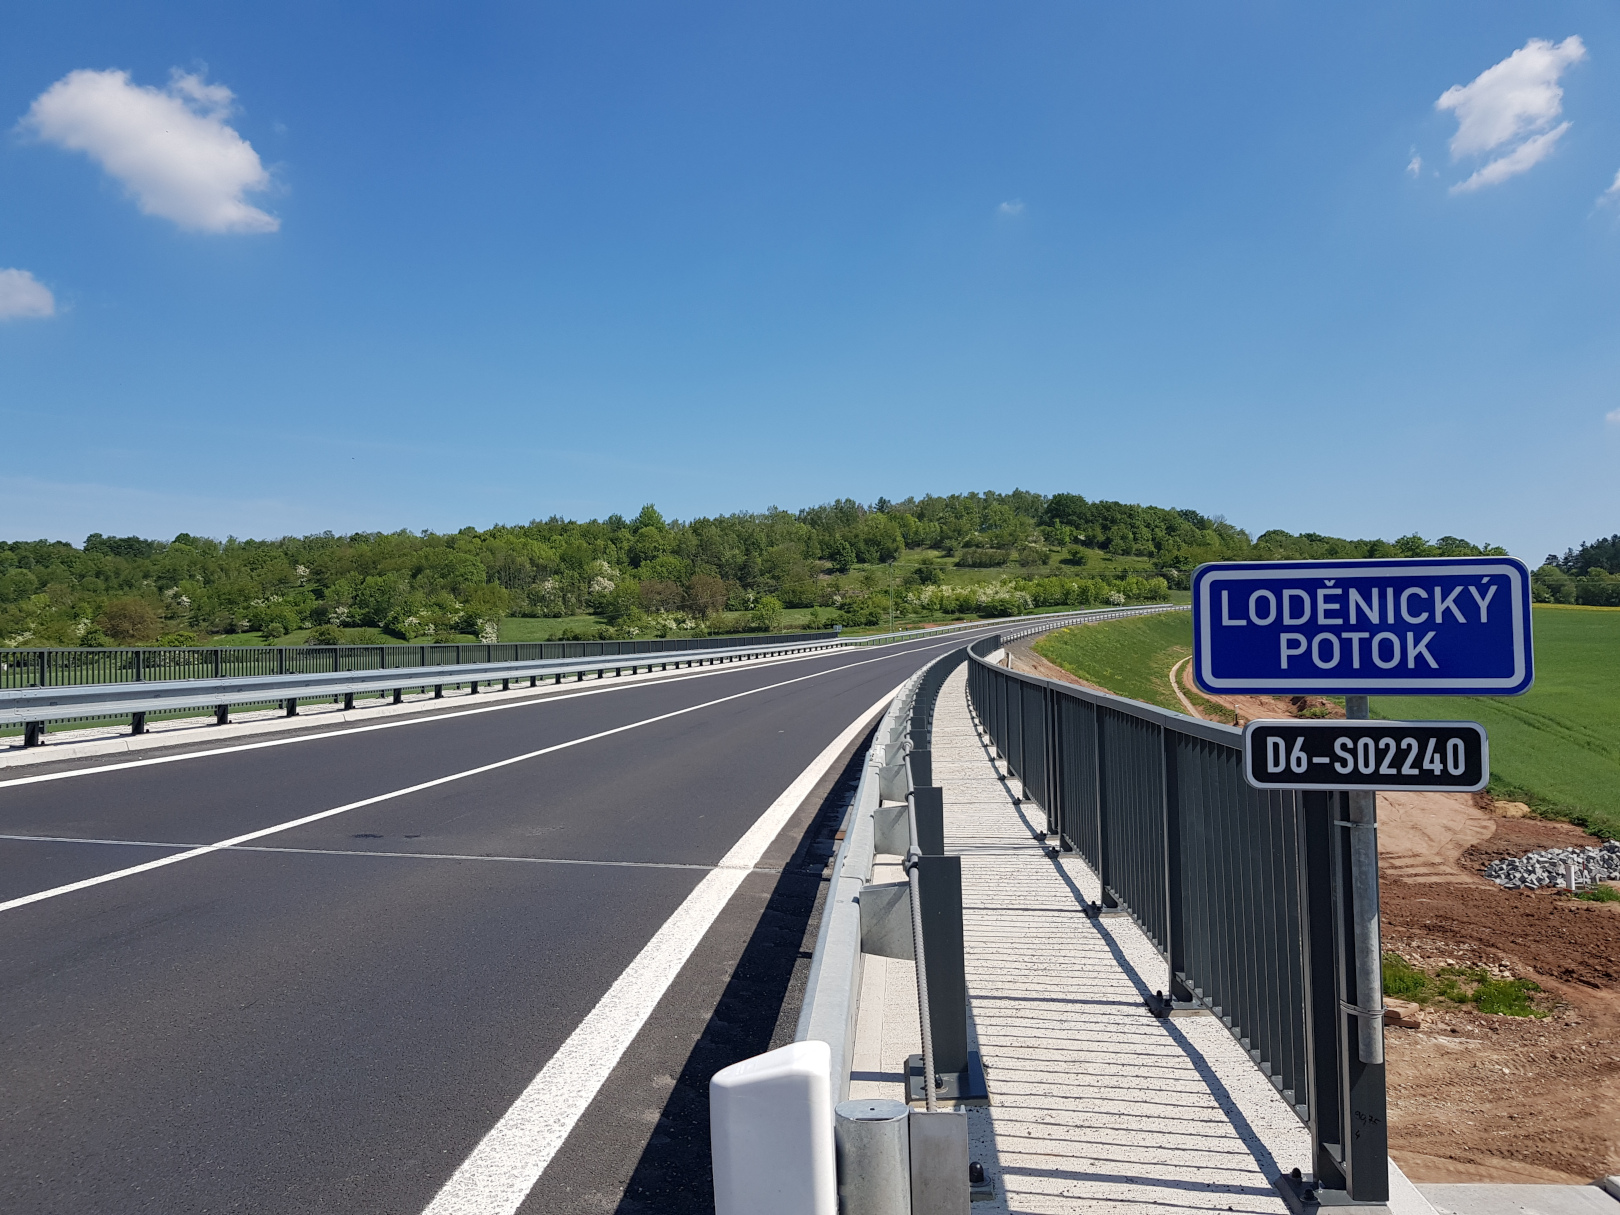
[96,597,162,644]
[306,624,344,646]
[956,548,1010,568]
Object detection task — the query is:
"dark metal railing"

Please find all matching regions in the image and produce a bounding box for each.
[965,633,1387,1205]
[0,632,841,692]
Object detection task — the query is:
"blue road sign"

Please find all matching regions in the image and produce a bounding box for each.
[1192,557,1533,696]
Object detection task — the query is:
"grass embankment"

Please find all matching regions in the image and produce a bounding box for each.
[1373,604,1620,840]
[1032,611,1207,713]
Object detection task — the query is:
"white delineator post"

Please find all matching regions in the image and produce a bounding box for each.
[710,1040,837,1215]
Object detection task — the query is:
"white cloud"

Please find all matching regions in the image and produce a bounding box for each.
[0,269,55,320]
[1450,123,1570,194]
[1608,407,1620,425]
[998,200,1025,216]
[1406,151,1423,177]
[1435,36,1584,192]
[1601,168,1620,203]
[20,68,278,233]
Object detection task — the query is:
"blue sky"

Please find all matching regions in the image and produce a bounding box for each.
[2,2,1618,562]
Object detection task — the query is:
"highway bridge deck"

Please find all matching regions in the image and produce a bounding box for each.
[0,628,1004,1214]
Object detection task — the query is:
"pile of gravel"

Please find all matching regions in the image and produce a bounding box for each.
[1483,841,1620,890]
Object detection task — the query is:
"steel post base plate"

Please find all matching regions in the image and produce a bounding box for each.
[1275,1174,1391,1215]
[1143,991,1212,1019]
[906,1051,989,1104]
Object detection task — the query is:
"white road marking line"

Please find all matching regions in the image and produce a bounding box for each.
[0,630,977,791]
[418,686,896,1215]
[0,644,914,915]
[0,833,770,872]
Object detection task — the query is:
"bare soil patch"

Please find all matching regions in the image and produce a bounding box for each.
[1380,799,1620,1183]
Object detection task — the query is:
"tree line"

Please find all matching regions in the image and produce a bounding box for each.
[0,491,1510,647]
[1535,534,1620,607]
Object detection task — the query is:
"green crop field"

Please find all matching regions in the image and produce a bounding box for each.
[1373,605,1620,839]
[1032,611,1196,712]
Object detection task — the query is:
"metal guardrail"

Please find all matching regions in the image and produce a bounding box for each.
[793,606,1166,1106]
[965,620,1389,1206]
[0,632,843,692]
[0,608,1139,744]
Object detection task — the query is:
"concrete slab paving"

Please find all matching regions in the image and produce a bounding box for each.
[838,664,1321,1212]
[1416,1185,1620,1215]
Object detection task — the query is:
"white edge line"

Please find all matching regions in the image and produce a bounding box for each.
[417,684,897,1215]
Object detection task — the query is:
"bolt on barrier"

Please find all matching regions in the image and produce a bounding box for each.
[965,620,1389,1208]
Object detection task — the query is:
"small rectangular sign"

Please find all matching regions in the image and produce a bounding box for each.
[1193,557,1533,695]
[1241,719,1488,792]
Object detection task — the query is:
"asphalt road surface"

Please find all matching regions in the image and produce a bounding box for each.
[0,626,1008,1215]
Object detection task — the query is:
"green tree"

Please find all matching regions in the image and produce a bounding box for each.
[96,597,161,643]
[750,595,785,631]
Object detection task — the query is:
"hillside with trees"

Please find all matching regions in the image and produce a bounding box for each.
[0,491,1510,648]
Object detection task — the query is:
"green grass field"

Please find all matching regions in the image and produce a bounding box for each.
[1373,604,1620,839]
[496,615,605,643]
[1033,611,1197,712]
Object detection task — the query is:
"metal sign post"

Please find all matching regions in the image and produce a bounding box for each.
[1193,557,1533,1213]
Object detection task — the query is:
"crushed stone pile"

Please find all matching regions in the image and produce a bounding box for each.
[1483,840,1620,890]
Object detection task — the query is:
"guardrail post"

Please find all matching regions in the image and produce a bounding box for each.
[214,704,229,725]
[343,692,355,711]
[469,678,479,695]
[285,698,298,716]
[130,711,146,735]
[394,688,403,704]
[434,684,444,698]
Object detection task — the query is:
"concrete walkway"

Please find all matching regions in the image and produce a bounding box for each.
[850,665,1440,1214]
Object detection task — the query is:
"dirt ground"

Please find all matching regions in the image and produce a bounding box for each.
[1380,799,1620,1185]
[1005,640,1620,1184]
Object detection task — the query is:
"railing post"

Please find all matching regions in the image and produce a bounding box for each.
[1159,725,1195,1007]
[1094,707,1118,910]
